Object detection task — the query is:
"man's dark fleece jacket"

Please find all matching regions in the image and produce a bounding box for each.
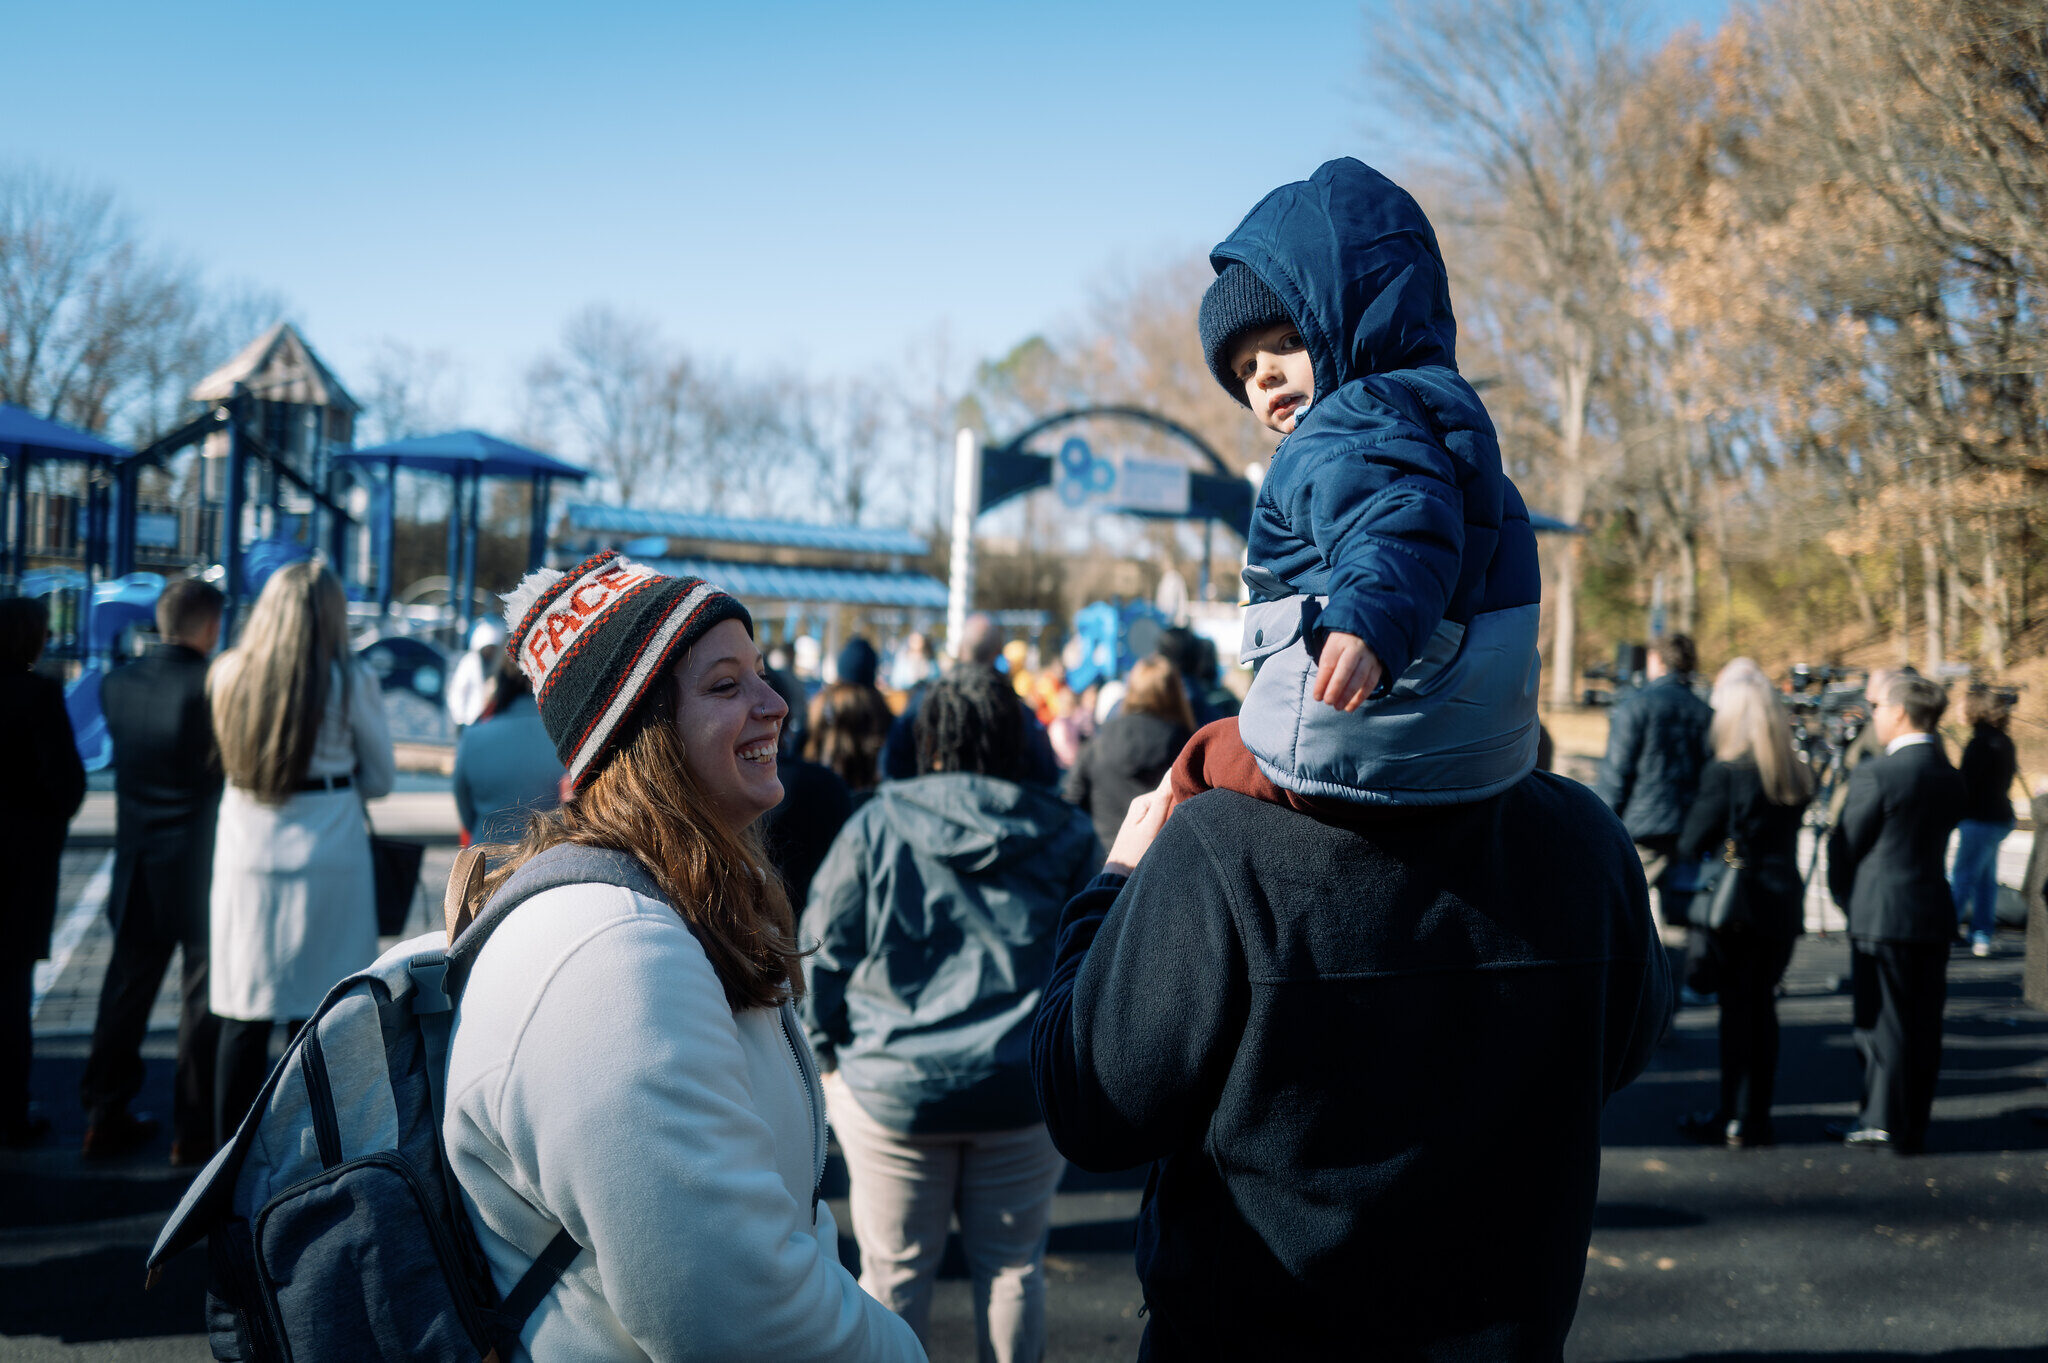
[1595,673,1713,846]
[1031,774,1670,1360]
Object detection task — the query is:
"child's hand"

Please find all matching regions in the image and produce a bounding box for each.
[1312,631,1382,713]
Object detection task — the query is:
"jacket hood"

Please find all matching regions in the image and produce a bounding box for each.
[873,772,1080,873]
[1211,158,1458,400]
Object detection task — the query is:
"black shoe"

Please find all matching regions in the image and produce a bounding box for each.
[81,1111,161,1160]
[1,1115,52,1149]
[1823,1120,1858,1141]
[1677,1111,1729,1144]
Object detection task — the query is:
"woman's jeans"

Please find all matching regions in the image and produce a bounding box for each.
[825,1071,1066,1363]
[1712,928,1797,1128]
[1950,819,2013,938]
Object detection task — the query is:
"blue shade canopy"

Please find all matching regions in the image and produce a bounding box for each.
[340,430,590,481]
[568,503,926,557]
[0,403,132,461]
[644,557,949,609]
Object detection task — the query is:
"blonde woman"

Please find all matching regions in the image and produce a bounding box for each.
[1675,658,1814,1148]
[208,561,394,1138]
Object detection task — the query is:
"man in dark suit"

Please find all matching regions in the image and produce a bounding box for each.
[79,578,224,1164]
[1826,672,1967,1153]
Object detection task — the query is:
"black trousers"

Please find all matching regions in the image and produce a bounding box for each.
[79,883,219,1152]
[216,1017,303,1143]
[1,959,32,1129]
[1713,928,1797,1127]
[1851,940,1948,1149]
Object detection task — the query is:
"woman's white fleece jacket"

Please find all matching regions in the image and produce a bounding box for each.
[443,879,925,1362]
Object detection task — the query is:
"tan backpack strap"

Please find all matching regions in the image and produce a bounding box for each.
[444,845,489,942]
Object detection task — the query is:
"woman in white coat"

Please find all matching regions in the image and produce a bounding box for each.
[208,561,394,1139]
[442,552,924,1361]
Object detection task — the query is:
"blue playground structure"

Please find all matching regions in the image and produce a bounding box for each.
[3,330,589,767]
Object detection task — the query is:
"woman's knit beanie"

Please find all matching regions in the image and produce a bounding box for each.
[502,550,752,790]
[835,636,880,689]
[1199,261,1295,406]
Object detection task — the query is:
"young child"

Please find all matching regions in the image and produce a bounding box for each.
[1190,157,1543,805]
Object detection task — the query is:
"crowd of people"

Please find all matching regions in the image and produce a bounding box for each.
[1,155,2040,1360]
[1595,637,2037,1156]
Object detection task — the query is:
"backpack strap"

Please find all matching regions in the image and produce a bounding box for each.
[444,845,489,940]
[483,1225,585,1359]
[441,843,668,997]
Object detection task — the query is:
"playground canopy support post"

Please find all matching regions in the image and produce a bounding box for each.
[459,465,483,640]
[221,394,248,640]
[947,427,981,658]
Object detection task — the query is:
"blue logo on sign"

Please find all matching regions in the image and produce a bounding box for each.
[1056,438,1115,507]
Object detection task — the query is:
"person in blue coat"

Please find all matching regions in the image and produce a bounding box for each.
[1198,157,1542,804]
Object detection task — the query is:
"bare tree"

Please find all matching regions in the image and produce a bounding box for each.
[358,338,466,446]
[1374,0,1640,703]
[524,306,693,505]
[0,163,240,444]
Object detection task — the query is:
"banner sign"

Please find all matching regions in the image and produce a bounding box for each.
[1116,456,1192,516]
[1054,438,1193,516]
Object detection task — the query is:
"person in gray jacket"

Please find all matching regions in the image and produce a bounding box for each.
[452,651,564,848]
[803,666,1101,1362]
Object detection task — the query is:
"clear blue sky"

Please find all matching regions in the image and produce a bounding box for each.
[8,0,1725,430]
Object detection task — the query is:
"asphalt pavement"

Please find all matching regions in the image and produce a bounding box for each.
[5,792,2044,1362]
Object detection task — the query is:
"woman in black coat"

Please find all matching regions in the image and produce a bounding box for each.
[1063,655,1195,851]
[1677,659,1812,1148]
[0,597,87,1147]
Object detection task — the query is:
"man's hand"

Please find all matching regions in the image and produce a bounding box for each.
[1105,773,1174,877]
[1312,630,1382,713]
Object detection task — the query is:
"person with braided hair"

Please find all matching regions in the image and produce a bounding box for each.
[803,665,1101,1361]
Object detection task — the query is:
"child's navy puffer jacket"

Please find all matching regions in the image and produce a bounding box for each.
[1216,157,1542,804]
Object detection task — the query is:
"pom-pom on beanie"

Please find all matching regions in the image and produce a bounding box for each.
[502,550,752,790]
[1198,261,1295,406]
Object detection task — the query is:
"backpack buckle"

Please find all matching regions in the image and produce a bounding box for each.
[409,958,453,1015]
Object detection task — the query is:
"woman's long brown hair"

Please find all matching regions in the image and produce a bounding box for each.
[804,681,893,790]
[481,673,802,1012]
[1122,655,1197,732]
[210,561,351,804]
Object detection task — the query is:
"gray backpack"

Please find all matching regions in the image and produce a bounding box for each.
[149,843,665,1362]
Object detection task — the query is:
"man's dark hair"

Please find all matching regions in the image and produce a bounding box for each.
[1888,674,1948,732]
[1651,633,1697,676]
[157,577,225,641]
[0,595,50,672]
[1156,626,1202,679]
[915,665,1024,780]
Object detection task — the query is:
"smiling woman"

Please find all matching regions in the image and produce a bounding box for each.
[441,552,925,1361]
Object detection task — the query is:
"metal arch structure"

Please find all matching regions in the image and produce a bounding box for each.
[946,406,1256,650]
[973,404,1248,529]
[987,405,1233,476]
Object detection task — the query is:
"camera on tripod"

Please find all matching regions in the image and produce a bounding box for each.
[1783,664,1869,816]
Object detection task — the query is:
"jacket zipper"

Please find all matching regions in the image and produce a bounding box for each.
[779,1002,825,1222]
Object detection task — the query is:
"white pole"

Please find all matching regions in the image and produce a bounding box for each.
[946,427,981,659]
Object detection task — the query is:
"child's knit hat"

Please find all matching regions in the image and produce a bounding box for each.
[502,550,751,790]
[1199,261,1295,406]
